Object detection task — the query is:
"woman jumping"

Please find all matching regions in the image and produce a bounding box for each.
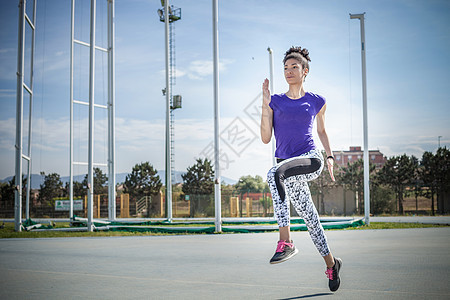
[260,46,342,292]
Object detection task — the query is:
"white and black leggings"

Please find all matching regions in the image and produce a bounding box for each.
[267,149,330,257]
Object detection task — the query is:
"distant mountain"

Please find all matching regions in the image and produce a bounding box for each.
[1,171,237,189]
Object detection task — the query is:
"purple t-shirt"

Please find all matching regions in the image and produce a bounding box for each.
[269,92,326,159]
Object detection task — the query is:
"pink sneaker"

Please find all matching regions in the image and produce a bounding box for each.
[269,240,299,264]
[325,257,342,292]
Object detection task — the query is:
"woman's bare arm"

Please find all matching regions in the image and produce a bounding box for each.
[316,103,335,181]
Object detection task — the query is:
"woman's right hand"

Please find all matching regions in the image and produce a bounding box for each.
[260,78,273,144]
[262,78,271,108]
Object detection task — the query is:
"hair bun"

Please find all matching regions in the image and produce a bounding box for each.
[284,46,311,62]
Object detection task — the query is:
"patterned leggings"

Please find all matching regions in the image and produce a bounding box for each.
[267,149,330,257]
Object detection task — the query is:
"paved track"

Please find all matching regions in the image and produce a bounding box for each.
[1,227,449,299]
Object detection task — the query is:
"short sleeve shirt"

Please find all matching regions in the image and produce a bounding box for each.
[269,92,326,159]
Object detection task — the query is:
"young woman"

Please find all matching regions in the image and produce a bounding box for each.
[260,46,342,292]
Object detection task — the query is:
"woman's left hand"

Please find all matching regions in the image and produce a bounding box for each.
[327,157,336,182]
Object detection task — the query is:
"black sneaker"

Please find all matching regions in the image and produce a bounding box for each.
[325,257,342,292]
[269,240,299,264]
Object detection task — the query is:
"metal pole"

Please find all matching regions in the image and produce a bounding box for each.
[107,0,116,221]
[87,0,96,231]
[212,0,222,232]
[350,13,370,225]
[15,0,26,232]
[164,0,172,222]
[267,47,276,166]
[69,0,75,220]
[25,0,37,220]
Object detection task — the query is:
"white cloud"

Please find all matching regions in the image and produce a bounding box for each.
[185,59,234,80]
[189,60,214,77]
[157,59,234,81]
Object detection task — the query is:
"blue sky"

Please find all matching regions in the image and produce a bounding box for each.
[0,0,449,182]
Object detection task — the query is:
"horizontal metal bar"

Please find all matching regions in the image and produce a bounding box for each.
[94,163,108,167]
[23,83,33,95]
[74,39,90,47]
[73,100,107,109]
[95,46,108,53]
[22,154,31,161]
[94,103,107,109]
[74,162,108,167]
[73,100,89,106]
[74,39,109,53]
[25,14,35,30]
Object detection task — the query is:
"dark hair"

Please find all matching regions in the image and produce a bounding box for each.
[283,46,311,72]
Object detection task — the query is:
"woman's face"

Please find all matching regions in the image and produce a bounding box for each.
[284,58,307,84]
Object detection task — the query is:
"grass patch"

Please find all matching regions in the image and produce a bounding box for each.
[0,221,448,239]
[345,222,449,230]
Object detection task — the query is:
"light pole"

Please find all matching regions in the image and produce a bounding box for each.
[163,0,172,222]
[157,0,181,222]
[438,136,442,149]
[212,0,222,233]
[350,13,370,225]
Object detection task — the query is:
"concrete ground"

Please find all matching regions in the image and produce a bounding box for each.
[1,227,449,300]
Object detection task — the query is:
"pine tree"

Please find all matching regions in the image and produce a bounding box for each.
[377,155,415,214]
[124,162,162,199]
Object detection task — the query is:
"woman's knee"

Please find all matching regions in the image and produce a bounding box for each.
[267,166,277,182]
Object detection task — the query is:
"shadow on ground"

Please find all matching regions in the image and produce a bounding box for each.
[279,292,333,299]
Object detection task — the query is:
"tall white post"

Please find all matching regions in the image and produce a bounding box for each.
[350,13,370,225]
[25,0,37,220]
[69,0,75,220]
[87,0,96,231]
[107,0,116,220]
[212,0,221,232]
[164,0,173,222]
[267,47,276,166]
[15,0,26,232]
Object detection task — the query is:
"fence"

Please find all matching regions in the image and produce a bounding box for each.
[0,186,440,219]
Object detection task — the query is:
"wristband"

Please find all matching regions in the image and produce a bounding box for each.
[327,156,334,161]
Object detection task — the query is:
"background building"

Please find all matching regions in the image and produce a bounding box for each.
[333,146,387,169]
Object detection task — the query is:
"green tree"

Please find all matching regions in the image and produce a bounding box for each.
[377,154,416,215]
[64,181,86,198]
[370,182,395,214]
[420,151,438,214]
[74,181,87,198]
[410,156,423,213]
[309,167,335,214]
[182,158,215,217]
[38,172,64,207]
[124,162,162,199]
[434,147,450,213]
[336,159,376,214]
[0,178,18,210]
[234,175,267,217]
[82,168,108,195]
[235,175,266,194]
[181,158,214,195]
[0,176,28,218]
